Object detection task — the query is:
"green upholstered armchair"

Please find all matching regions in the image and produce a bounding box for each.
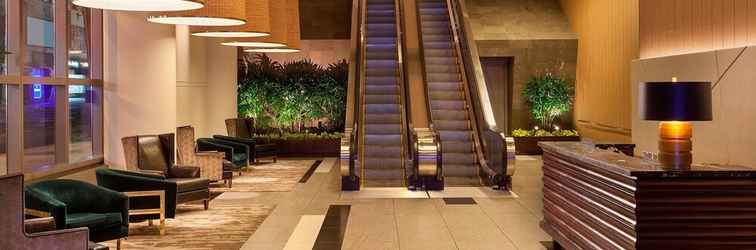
[219,118,278,164]
[197,137,249,171]
[96,168,185,219]
[24,179,128,243]
[1,174,89,250]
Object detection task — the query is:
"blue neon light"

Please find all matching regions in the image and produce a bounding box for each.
[33,84,43,100]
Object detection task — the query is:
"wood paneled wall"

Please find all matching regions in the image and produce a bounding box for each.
[640,0,756,59]
[559,0,639,142]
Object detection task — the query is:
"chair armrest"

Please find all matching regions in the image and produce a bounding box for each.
[89,185,130,224]
[198,138,234,160]
[196,151,225,158]
[135,169,167,178]
[169,165,201,178]
[24,189,68,230]
[208,137,250,157]
[213,135,257,147]
[25,217,57,234]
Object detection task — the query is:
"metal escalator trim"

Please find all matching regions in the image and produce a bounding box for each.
[393,0,410,187]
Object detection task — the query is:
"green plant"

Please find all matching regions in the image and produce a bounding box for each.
[522,73,574,129]
[534,129,553,137]
[511,128,579,137]
[553,129,579,137]
[238,54,348,133]
[512,129,532,137]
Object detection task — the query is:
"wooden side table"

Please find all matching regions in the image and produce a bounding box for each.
[124,190,166,235]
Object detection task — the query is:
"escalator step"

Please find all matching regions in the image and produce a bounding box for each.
[365,124,402,134]
[363,159,404,171]
[427,72,461,82]
[439,130,472,142]
[427,81,461,91]
[443,164,478,177]
[365,94,400,104]
[364,145,403,157]
[432,110,467,120]
[365,103,401,114]
[430,100,465,110]
[429,90,462,100]
[442,141,474,153]
[364,134,402,145]
[365,85,399,95]
[365,113,401,123]
[434,120,470,130]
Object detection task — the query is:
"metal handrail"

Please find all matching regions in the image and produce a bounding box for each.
[395,0,416,188]
[446,0,512,189]
[341,0,366,190]
[392,0,411,187]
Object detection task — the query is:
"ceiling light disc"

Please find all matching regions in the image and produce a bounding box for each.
[73,0,204,12]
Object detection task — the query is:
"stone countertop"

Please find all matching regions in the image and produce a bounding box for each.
[539,141,756,178]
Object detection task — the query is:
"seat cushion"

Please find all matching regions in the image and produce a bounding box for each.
[254,143,277,153]
[167,178,210,193]
[232,153,247,163]
[66,213,122,231]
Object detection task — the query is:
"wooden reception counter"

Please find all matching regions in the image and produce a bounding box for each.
[540,142,756,250]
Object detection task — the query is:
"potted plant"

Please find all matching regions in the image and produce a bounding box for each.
[514,74,580,155]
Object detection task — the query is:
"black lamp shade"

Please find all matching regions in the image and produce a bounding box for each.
[640,81,712,121]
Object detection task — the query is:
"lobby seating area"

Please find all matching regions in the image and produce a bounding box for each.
[4,0,756,249]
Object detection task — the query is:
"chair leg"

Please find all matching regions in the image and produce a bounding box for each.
[204,199,209,210]
[148,219,153,226]
[117,239,122,250]
[228,178,233,188]
[274,156,277,163]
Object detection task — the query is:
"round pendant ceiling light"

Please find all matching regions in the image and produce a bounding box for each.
[222,0,286,47]
[243,0,300,53]
[192,0,270,37]
[148,0,246,26]
[73,0,205,12]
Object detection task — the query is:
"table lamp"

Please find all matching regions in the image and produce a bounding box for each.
[640,81,712,170]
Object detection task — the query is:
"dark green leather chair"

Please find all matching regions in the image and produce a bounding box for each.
[96,168,188,220]
[197,137,249,170]
[218,118,278,164]
[24,179,128,243]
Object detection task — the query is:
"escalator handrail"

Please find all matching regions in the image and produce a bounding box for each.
[342,0,365,181]
[447,0,511,185]
[395,0,421,186]
[441,0,497,178]
[393,0,413,186]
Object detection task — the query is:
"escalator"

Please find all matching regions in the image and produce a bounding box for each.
[415,0,514,189]
[342,0,512,191]
[342,0,418,190]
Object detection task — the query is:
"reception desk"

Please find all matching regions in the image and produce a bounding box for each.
[540,142,756,250]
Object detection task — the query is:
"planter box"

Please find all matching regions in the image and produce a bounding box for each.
[514,136,581,155]
[269,138,340,157]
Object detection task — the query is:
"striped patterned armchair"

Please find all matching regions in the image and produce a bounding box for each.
[177,126,226,183]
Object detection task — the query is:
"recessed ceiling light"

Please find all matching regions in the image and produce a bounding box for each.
[148,0,246,26]
[193,31,269,38]
[72,0,205,12]
[222,41,286,48]
[244,48,300,53]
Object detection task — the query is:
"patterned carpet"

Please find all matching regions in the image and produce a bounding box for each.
[212,159,315,193]
[101,159,315,249]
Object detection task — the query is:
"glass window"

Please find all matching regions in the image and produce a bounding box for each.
[69,85,93,162]
[1,1,7,75]
[24,84,56,169]
[68,3,89,79]
[24,0,55,77]
[0,85,6,175]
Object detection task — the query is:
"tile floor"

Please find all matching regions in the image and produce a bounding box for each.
[242,156,552,250]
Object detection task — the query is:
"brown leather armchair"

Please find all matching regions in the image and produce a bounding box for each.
[0,174,89,250]
[121,134,211,209]
[221,118,278,164]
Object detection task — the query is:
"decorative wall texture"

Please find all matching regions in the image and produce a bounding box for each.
[632,46,756,166]
[639,0,756,59]
[560,0,638,142]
